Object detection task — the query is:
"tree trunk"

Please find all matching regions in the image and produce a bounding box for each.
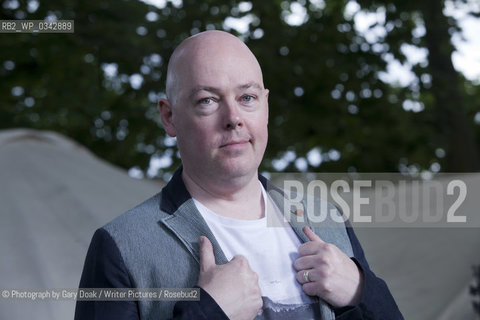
[421,0,479,171]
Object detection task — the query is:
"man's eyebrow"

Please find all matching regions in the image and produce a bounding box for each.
[188,82,264,98]
[189,86,219,96]
[237,82,263,91]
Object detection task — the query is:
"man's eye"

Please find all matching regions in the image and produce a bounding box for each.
[241,95,255,102]
[198,98,213,105]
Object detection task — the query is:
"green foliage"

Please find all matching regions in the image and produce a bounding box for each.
[358,0,480,171]
[1,0,478,177]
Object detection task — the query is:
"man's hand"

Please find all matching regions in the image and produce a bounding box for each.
[197,236,262,320]
[294,226,363,307]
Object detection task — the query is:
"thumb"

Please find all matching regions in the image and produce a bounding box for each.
[303,226,324,243]
[199,236,216,271]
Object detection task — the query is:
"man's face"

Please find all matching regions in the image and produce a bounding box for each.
[165,35,269,181]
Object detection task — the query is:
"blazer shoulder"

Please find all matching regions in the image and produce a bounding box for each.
[102,192,165,235]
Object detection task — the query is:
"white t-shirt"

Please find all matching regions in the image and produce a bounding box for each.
[193,183,320,319]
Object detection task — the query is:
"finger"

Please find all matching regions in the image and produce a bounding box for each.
[293,255,317,271]
[199,236,216,271]
[303,226,324,243]
[302,281,319,297]
[230,254,253,271]
[298,227,327,256]
[230,254,247,261]
[296,269,316,285]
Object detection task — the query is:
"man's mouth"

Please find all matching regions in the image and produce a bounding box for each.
[220,139,251,148]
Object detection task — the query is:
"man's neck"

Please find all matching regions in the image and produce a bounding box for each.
[181,169,264,220]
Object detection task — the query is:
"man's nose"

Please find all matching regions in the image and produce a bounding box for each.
[223,99,243,130]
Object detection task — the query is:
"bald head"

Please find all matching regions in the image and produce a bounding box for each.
[165,30,264,106]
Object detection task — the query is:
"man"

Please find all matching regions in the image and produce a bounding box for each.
[75,30,402,319]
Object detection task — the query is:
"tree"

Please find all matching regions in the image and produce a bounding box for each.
[249,0,419,172]
[1,0,478,176]
[357,0,480,171]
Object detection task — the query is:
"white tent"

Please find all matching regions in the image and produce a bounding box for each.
[0,129,478,319]
[0,129,163,319]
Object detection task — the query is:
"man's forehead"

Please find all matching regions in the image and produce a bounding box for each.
[175,32,261,73]
[166,31,264,102]
[177,50,264,92]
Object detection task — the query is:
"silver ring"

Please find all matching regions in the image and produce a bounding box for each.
[303,270,311,283]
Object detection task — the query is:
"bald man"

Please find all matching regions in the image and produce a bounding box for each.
[75,31,402,320]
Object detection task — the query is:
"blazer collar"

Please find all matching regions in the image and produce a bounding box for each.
[159,167,228,264]
[160,166,270,214]
[159,166,191,214]
[159,166,309,259]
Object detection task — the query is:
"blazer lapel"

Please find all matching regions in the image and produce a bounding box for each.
[266,183,336,320]
[160,198,228,265]
[266,183,310,242]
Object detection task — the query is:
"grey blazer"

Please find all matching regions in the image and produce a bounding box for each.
[84,169,353,319]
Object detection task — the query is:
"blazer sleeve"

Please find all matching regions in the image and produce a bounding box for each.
[74,228,228,320]
[333,225,404,319]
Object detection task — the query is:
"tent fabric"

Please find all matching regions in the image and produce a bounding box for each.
[0,128,478,319]
[354,228,479,319]
[0,129,163,319]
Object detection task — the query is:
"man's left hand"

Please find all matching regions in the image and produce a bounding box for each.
[294,226,363,307]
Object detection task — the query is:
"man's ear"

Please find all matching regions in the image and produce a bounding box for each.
[158,98,177,137]
[265,88,269,125]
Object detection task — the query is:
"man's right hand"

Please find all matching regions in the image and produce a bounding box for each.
[197,236,263,320]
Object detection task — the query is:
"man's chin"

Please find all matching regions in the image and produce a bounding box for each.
[214,162,256,179]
